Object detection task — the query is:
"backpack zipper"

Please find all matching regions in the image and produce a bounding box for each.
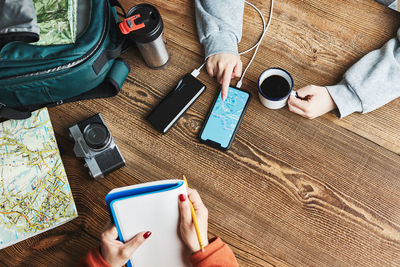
[0,1,110,81]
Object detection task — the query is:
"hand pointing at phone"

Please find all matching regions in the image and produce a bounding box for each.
[206,53,243,101]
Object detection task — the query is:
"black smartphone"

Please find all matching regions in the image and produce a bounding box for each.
[199,86,251,150]
[147,73,206,133]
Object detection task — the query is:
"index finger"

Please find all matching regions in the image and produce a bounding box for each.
[221,64,234,101]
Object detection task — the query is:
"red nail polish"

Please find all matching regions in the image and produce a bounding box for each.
[179,194,186,202]
[143,231,152,239]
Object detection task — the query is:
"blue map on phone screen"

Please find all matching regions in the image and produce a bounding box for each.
[201,87,249,148]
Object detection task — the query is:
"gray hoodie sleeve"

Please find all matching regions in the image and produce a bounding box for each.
[326,28,400,118]
[194,0,244,58]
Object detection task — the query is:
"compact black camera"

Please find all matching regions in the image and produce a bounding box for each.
[68,113,126,179]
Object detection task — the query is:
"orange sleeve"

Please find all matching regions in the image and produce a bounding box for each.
[190,237,239,267]
[77,247,111,267]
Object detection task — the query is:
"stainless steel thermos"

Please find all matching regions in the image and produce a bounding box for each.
[126,4,169,68]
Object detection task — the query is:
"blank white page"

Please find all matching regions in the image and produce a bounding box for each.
[111,183,190,267]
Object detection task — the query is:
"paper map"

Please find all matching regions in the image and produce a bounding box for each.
[0,108,77,249]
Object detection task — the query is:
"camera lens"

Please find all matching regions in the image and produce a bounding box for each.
[83,123,110,150]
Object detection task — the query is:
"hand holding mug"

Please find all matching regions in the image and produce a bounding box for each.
[288,85,337,119]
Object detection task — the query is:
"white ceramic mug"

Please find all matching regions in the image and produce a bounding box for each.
[258,68,294,109]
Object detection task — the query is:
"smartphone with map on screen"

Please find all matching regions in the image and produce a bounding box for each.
[199,86,251,150]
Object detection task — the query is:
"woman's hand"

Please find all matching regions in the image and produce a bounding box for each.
[206,53,242,101]
[178,188,209,253]
[288,85,337,119]
[100,225,151,267]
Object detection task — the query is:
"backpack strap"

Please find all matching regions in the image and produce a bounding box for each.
[109,0,126,17]
[92,40,125,74]
[0,58,130,120]
[92,0,129,75]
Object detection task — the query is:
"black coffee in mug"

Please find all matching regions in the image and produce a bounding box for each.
[260,75,290,99]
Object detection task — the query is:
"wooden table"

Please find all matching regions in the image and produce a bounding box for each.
[2,0,400,266]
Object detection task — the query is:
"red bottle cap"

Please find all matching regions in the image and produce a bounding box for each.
[119,14,145,35]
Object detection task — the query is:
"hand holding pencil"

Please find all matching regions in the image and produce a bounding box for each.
[178,187,209,253]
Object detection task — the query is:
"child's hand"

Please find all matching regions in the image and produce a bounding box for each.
[206,53,242,101]
[100,225,151,267]
[288,85,337,119]
[178,188,209,253]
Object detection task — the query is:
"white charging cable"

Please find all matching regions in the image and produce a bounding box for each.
[191,0,274,88]
[239,0,267,56]
[236,0,274,88]
[190,61,206,77]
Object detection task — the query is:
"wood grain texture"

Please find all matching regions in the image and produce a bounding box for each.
[1,0,400,266]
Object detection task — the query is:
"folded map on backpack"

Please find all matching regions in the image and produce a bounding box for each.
[33,0,78,45]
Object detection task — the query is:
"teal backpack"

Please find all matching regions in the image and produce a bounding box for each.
[0,0,129,120]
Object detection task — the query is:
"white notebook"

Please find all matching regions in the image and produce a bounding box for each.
[106,180,190,267]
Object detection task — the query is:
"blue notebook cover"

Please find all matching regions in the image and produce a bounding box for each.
[106,181,184,210]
